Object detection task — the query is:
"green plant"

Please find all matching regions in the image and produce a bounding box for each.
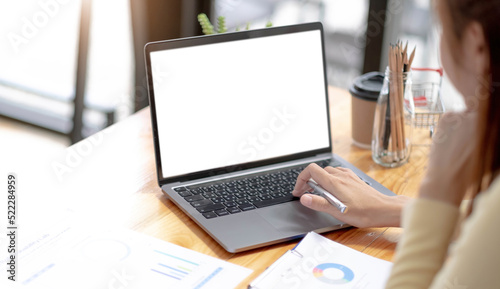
[197,13,272,35]
[197,13,215,35]
[217,16,227,33]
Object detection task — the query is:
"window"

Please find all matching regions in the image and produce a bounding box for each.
[0,0,134,141]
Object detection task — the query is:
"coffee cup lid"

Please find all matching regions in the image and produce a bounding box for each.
[349,72,384,101]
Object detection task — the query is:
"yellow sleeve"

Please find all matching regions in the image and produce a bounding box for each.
[386,179,500,289]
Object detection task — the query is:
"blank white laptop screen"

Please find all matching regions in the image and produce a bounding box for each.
[150,30,330,179]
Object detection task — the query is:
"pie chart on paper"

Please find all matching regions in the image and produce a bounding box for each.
[312,263,355,285]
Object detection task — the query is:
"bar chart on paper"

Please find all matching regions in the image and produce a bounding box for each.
[72,230,244,289]
[106,230,251,289]
[150,249,202,281]
[78,233,229,288]
[3,222,251,289]
[148,248,225,288]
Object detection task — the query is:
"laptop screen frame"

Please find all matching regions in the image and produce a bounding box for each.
[145,22,332,186]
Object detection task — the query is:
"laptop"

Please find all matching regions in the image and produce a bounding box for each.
[144,22,395,253]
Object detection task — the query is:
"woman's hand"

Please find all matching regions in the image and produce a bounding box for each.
[292,163,410,228]
[419,111,479,206]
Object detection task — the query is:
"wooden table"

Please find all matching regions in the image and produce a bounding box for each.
[49,86,430,288]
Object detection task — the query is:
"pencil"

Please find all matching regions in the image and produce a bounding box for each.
[380,41,416,162]
[408,46,416,70]
[389,46,398,153]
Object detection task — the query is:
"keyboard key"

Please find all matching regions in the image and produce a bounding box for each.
[253,195,297,208]
[226,188,239,194]
[249,183,263,190]
[316,160,330,167]
[247,196,261,203]
[191,188,204,195]
[247,189,259,196]
[224,201,237,207]
[178,191,192,197]
[237,199,249,205]
[174,187,187,192]
[271,192,284,198]
[226,181,237,188]
[239,203,255,211]
[235,192,248,199]
[269,184,281,191]
[211,197,225,203]
[260,188,272,194]
[190,199,213,208]
[202,212,217,219]
[261,181,273,190]
[227,207,241,214]
[224,195,237,201]
[203,192,218,198]
[214,184,226,190]
[203,186,215,192]
[270,172,281,178]
[215,209,230,216]
[184,195,204,202]
[259,175,270,181]
[236,185,246,191]
[196,203,225,213]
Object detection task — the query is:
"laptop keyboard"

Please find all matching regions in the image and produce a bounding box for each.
[173,159,337,219]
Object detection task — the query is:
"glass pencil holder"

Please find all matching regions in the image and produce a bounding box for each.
[372,68,415,168]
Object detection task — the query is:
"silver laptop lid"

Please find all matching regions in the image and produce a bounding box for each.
[145,22,331,185]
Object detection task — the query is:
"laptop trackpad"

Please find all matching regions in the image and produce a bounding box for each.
[256,201,342,233]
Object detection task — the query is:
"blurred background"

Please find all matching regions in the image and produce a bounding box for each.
[0,0,463,151]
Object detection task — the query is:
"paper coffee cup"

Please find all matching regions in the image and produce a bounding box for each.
[349,72,384,149]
